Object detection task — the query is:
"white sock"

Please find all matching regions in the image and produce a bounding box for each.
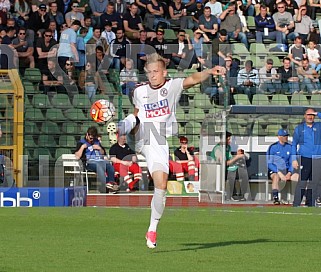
[118,114,137,135]
[148,188,166,232]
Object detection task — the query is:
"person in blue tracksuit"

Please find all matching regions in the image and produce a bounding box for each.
[291,108,321,207]
[267,129,299,204]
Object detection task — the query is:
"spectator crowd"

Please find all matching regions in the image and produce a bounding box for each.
[0,0,321,103]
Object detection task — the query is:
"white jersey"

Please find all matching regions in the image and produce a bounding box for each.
[133,78,184,138]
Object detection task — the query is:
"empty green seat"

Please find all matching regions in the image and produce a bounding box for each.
[32,94,52,109]
[24,68,42,83]
[38,134,57,147]
[234,94,251,105]
[193,93,212,109]
[72,94,92,109]
[290,94,310,106]
[58,135,76,147]
[189,107,205,121]
[164,29,176,40]
[270,94,290,105]
[55,148,72,160]
[23,81,39,94]
[185,121,202,135]
[0,95,10,108]
[25,122,39,134]
[33,148,54,161]
[25,108,45,121]
[251,94,270,105]
[51,93,73,109]
[40,121,61,134]
[24,135,37,147]
[61,122,79,134]
[45,108,66,121]
[64,108,87,121]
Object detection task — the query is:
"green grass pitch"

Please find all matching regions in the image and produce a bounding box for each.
[1,207,321,272]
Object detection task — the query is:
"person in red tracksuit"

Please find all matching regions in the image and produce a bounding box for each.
[169,136,200,182]
[109,134,142,191]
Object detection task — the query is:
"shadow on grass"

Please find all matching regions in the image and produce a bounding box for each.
[154,239,270,253]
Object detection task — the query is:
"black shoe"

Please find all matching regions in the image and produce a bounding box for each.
[273,198,280,205]
[239,196,246,201]
[231,196,239,202]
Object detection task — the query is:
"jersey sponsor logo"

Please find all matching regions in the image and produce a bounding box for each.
[144,99,170,118]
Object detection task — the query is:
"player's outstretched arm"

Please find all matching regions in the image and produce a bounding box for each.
[118,108,140,135]
[183,66,226,89]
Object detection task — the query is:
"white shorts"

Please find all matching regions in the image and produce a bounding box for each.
[141,133,169,174]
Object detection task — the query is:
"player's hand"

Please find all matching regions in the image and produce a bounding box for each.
[210,66,226,76]
[292,160,299,169]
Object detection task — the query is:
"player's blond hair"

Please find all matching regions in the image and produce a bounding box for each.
[145,53,166,68]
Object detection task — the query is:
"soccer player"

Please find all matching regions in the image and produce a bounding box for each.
[119,53,225,249]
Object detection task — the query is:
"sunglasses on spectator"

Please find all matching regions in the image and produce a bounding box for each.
[45,34,52,37]
[66,63,73,66]
[277,6,285,8]
[179,34,185,36]
[72,5,79,7]
[40,8,46,11]
[19,32,26,35]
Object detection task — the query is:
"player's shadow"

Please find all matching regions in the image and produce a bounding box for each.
[154,238,270,253]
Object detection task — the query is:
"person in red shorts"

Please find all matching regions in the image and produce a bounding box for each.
[109,134,142,191]
[169,136,200,181]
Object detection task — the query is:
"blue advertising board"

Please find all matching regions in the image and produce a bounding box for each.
[0,187,87,207]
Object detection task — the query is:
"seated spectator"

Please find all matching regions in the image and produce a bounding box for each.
[36,29,57,72]
[150,28,171,67]
[100,2,122,31]
[87,27,108,55]
[288,36,306,67]
[145,0,170,31]
[255,5,282,43]
[79,61,98,102]
[169,136,200,182]
[211,131,250,201]
[12,27,35,69]
[28,4,51,34]
[235,0,249,32]
[123,3,156,40]
[135,0,148,20]
[48,2,64,29]
[170,29,194,69]
[49,21,60,42]
[31,0,49,12]
[219,4,249,49]
[119,58,138,96]
[236,60,259,102]
[168,0,192,29]
[199,6,219,39]
[192,0,204,29]
[297,58,321,94]
[191,28,210,69]
[273,1,296,43]
[266,129,299,204]
[306,40,321,72]
[14,0,31,27]
[131,30,152,72]
[82,16,93,43]
[258,58,279,94]
[205,0,223,19]
[110,27,131,71]
[89,0,108,27]
[308,0,320,20]
[276,57,300,94]
[65,1,84,27]
[182,0,196,12]
[293,5,313,44]
[40,59,64,93]
[75,126,118,193]
[223,55,239,93]
[109,134,142,192]
[101,21,116,46]
[211,29,232,66]
[284,0,299,16]
[114,0,127,17]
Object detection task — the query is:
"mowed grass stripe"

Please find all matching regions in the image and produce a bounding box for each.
[0,207,320,272]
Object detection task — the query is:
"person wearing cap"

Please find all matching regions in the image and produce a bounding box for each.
[28,3,50,33]
[169,136,200,182]
[210,131,250,201]
[266,129,299,205]
[191,28,210,69]
[57,19,81,69]
[211,29,231,66]
[258,58,279,94]
[149,28,171,66]
[192,0,204,28]
[291,108,321,207]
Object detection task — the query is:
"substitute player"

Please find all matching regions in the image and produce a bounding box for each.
[119,53,225,249]
[266,129,299,205]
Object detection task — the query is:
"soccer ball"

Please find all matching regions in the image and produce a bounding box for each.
[90,99,116,124]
